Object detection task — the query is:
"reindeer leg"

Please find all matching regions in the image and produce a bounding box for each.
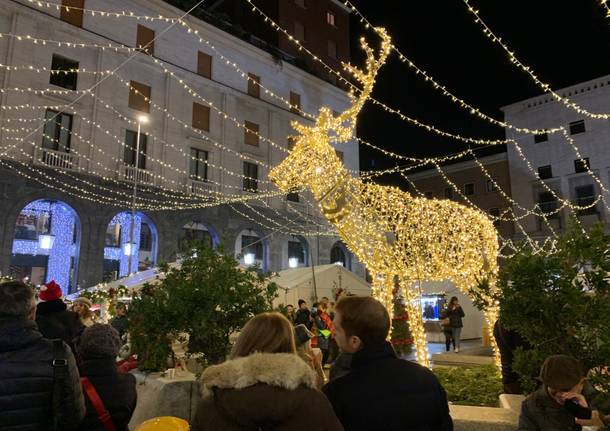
[399,278,430,368]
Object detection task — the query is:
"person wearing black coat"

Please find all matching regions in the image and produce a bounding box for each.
[35,280,84,351]
[75,324,137,431]
[0,280,85,430]
[493,319,527,394]
[446,296,465,353]
[323,296,453,431]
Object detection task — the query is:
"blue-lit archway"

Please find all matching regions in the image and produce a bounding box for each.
[103,211,158,281]
[11,199,81,291]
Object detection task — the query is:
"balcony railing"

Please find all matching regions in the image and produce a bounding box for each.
[119,164,154,186]
[185,178,218,196]
[33,147,79,171]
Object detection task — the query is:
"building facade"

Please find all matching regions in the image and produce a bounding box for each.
[502,74,610,240]
[405,153,515,241]
[0,0,363,292]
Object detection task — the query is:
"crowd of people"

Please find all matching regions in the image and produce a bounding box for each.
[1,278,608,430]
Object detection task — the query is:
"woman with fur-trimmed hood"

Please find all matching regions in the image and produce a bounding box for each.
[191,312,344,431]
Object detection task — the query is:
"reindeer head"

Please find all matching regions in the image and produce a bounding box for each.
[269,29,391,194]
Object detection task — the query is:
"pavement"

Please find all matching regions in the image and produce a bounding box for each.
[403,339,493,366]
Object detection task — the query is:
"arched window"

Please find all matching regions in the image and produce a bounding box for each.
[11,199,80,292]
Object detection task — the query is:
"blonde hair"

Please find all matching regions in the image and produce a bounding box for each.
[230,312,296,359]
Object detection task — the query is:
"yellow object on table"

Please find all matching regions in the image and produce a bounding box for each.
[135,416,190,431]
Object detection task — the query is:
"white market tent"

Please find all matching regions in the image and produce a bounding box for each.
[271,264,371,307]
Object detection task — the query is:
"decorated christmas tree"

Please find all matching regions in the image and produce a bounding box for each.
[391,288,413,356]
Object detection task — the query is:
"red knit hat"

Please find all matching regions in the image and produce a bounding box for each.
[39,280,62,301]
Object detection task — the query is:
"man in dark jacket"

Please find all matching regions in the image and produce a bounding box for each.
[76,324,137,431]
[294,299,313,329]
[518,355,610,430]
[110,303,129,338]
[323,296,453,431]
[36,280,83,350]
[0,280,85,430]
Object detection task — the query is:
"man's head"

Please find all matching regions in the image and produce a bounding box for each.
[334,296,390,353]
[115,303,127,317]
[539,355,586,404]
[298,299,307,310]
[0,281,36,321]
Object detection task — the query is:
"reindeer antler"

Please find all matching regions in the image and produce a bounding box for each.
[335,28,391,132]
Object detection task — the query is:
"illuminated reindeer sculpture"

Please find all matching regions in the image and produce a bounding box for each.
[269,30,499,366]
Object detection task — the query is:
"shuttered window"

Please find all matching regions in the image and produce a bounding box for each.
[128,81,151,113]
[244,121,259,147]
[192,103,210,132]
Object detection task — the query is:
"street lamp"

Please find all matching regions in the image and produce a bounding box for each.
[244,253,255,266]
[127,115,148,276]
[38,234,55,250]
[288,257,299,268]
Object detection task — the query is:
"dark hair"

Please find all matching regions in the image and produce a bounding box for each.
[298,299,306,307]
[287,304,294,308]
[115,302,127,311]
[0,281,35,317]
[335,296,390,346]
[312,302,319,308]
[230,312,296,359]
[449,296,459,305]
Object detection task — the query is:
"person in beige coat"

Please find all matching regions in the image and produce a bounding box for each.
[191,312,343,431]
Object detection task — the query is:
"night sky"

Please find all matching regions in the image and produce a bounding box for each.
[348,1,610,185]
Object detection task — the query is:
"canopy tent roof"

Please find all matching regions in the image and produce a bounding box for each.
[271,264,370,304]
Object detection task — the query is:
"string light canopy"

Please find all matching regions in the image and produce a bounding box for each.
[270,30,501,368]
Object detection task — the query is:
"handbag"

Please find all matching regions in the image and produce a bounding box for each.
[441,317,450,326]
[81,377,117,431]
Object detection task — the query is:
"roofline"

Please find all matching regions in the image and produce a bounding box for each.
[406,152,507,181]
[500,73,610,111]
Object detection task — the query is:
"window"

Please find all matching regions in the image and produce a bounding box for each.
[243,161,258,192]
[128,81,151,113]
[105,223,121,247]
[328,40,337,59]
[444,187,453,199]
[534,132,548,143]
[287,136,296,150]
[538,192,558,216]
[42,110,73,152]
[574,184,597,215]
[538,165,553,179]
[569,120,585,135]
[288,240,305,264]
[60,0,84,27]
[486,179,498,192]
[190,148,208,181]
[197,51,212,79]
[488,208,500,227]
[290,91,301,114]
[139,223,152,251]
[136,24,154,55]
[244,121,259,147]
[574,158,590,173]
[463,183,475,196]
[247,73,260,98]
[192,102,210,131]
[124,130,147,169]
[424,191,433,199]
[294,22,305,42]
[242,235,263,260]
[335,150,344,161]
[49,55,78,90]
[326,11,336,26]
[287,190,299,202]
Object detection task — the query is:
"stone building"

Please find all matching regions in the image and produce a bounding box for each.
[0,0,363,291]
[502,74,610,240]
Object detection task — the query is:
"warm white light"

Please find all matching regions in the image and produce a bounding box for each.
[288,257,299,268]
[122,242,135,256]
[244,253,255,265]
[137,115,149,124]
[333,261,344,266]
[315,167,322,174]
[38,234,55,250]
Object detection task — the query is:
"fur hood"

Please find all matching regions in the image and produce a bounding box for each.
[201,352,316,395]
